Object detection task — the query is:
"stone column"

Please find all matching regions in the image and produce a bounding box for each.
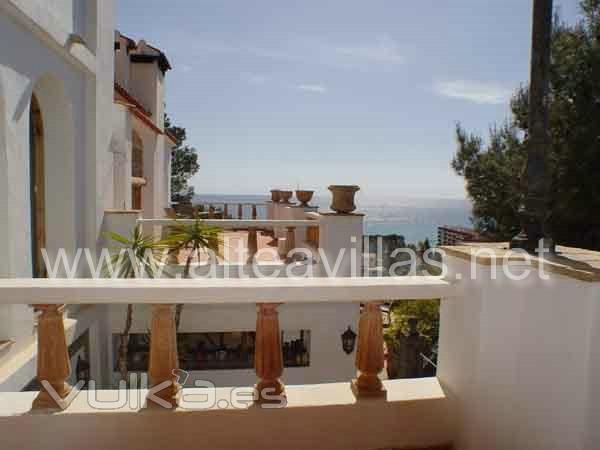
[223,204,229,218]
[352,302,386,398]
[252,204,258,220]
[32,305,72,410]
[148,304,180,407]
[247,228,258,263]
[317,212,364,277]
[238,204,243,219]
[254,303,285,403]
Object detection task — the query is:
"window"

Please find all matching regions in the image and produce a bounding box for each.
[113,330,311,372]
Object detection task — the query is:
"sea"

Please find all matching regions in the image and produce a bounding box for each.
[193,193,472,246]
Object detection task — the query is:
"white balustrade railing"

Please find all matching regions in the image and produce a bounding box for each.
[194,203,268,220]
[138,218,317,230]
[0,276,453,408]
[0,276,452,305]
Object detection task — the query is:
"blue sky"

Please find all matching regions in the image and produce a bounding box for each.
[117,0,581,200]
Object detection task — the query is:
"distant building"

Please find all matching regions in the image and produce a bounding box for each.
[113,31,177,217]
[437,225,481,246]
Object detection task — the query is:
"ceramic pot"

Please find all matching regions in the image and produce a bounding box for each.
[328,185,360,214]
[270,189,282,202]
[295,190,314,207]
[280,190,293,204]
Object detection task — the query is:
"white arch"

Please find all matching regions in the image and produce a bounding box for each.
[31,73,76,275]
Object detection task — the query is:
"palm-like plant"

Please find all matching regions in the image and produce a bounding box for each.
[161,218,223,329]
[104,226,165,382]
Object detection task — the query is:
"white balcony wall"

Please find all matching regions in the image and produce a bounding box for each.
[438,252,600,450]
[0,379,453,450]
[0,277,455,450]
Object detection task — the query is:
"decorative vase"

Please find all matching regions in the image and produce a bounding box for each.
[280,190,293,204]
[295,190,314,207]
[328,185,360,214]
[270,189,282,203]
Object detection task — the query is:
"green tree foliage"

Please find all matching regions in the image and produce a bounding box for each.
[384,299,440,346]
[160,219,223,329]
[165,115,199,203]
[452,1,600,248]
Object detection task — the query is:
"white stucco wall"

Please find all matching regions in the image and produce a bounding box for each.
[114,33,130,89]
[137,122,158,219]
[0,0,114,277]
[106,302,358,389]
[86,0,115,254]
[0,72,9,277]
[0,0,114,389]
[112,35,171,219]
[317,213,364,277]
[0,15,84,276]
[154,135,169,214]
[438,256,600,450]
[109,104,132,210]
[129,60,159,120]
[45,0,75,33]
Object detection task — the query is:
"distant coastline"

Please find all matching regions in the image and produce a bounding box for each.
[193,193,472,245]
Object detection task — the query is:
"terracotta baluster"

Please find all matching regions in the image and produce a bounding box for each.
[238,204,243,220]
[32,304,72,410]
[254,303,286,403]
[247,228,258,263]
[252,204,258,220]
[352,302,386,398]
[148,304,180,408]
[284,226,296,261]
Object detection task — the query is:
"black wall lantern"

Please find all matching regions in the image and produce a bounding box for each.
[341,326,357,355]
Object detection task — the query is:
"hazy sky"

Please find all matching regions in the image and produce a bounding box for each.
[117,0,581,200]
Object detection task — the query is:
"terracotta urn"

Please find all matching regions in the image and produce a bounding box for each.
[328,185,360,214]
[280,190,293,204]
[270,189,282,203]
[295,190,314,207]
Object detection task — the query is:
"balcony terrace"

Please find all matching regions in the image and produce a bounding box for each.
[0,243,599,450]
[0,276,454,450]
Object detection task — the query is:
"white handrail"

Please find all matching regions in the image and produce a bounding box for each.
[138,218,318,229]
[194,202,268,207]
[0,276,453,305]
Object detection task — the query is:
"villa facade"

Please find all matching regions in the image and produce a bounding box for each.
[0,0,177,390]
[112,31,176,217]
[0,0,361,393]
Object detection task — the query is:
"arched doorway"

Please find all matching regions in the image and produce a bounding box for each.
[29,74,76,278]
[29,94,46,278]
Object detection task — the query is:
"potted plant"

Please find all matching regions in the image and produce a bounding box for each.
[295,190,314,207]
[328,185,360,214]
[161,218,223,329]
